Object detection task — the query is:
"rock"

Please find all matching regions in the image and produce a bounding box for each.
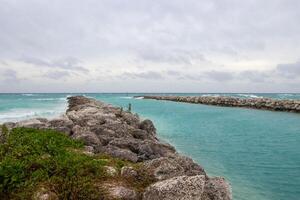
[121,166,138,178]
[2,122,16,130]
[136,141,176,161]
[143,175,206,200]
[47,116,74,135]
[104,184,138,200]
[139,119,156,135]
[16,119,47,129]
[71,125,101,146]
[83,145,94,155]
[96,145,139,162]
[122,112,140,128]
[33,187,58,200]
[130,129,149,140]
[104,166,118,176]
[144,155,206,180]
[202,177,232,200]
[141,95,300,113]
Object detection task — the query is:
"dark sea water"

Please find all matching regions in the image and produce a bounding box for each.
[0,93,300,200]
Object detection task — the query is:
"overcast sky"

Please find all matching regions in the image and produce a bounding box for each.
[0,0,300,93]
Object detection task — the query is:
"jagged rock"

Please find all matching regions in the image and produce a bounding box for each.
[104,184,138,200]
[16,118,47,129]
[139,119,156,135]
[122,112,140,128]
[202,177,232,200]
[96,145,139,162]
[83,145,94,155]
[144,155,206,180]
[3,122,16,130]
[33,187,58,200]
[47,116,74,135]
[104,166,118,176]
[71,125,101,146]
[143,175,206,200]
[140,95,300,113]
[121,166,138,179]
[130,129,149,140]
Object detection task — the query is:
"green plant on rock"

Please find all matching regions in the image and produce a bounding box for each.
[0,128,107,200]
[0,127,156,200]
[0,124,9,143]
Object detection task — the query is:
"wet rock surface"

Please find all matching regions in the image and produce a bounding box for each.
[139,95,300,113]
[5,96,232,200]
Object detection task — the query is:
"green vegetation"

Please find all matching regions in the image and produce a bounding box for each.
[0,127,154,200]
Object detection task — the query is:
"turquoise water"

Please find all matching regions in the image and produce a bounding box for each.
[1,93,300,200]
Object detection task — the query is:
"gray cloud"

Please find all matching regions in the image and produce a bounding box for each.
[276,61,300,78]
[1,69,20,83]
[0,0,300,92]
[204,71,234,81]
[238,70,271,82]
[120,71,164,80]
[44,71,70,79]
[19,57,89,72]
[137,49,206,65]
[166,70,181,76]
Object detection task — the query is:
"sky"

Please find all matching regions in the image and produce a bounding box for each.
[0,0,300,93]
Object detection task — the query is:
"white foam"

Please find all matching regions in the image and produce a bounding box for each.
[0,106,66,123]
[201,94,220,97]
[237,94,262,98]
[33,97,67,101]
[120,97,133,99]
[134,97,144,99]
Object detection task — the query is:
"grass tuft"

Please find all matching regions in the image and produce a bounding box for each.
[0,127,156,200]
[0,128,106,199]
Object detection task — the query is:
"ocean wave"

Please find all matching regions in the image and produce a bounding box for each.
[32,98,67,101]
[0,107,66,123]
[237,94,262,98]
[21,93,35,96]
[134,97,144,99]
[200,94,220,97]
[120,97,133,99]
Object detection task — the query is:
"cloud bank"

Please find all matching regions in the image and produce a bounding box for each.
[0,0,300,92]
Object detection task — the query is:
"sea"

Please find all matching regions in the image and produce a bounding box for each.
[0,93,299,200]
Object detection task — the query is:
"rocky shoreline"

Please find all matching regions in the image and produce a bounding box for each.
[1,96,231,200]
[138,95,300,113]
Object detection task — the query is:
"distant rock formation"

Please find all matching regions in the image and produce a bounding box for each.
[138,95,300,113]
[2,96,232,200]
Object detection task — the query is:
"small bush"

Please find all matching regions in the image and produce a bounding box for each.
[0,128,106,199]
[0,127,156,200]
[1,124,9,135]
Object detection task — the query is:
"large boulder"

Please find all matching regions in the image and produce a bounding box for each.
[144,155,206,180]
[139,119,156,135]
[143,175,206,200]
[202,177,232,200]
[95,145,139,162]
[15,118,48,129]
[143,175,231,200]
[71,125,101,146]
[33,187,58,200]
[47,116,74,135]
[103,184,138,200]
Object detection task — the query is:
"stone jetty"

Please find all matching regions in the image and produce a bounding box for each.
[138,95,300,113]
[1,96,232,200]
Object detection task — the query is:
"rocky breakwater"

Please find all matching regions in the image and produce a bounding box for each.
[1,96,231,200]
[139,95,300,113]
